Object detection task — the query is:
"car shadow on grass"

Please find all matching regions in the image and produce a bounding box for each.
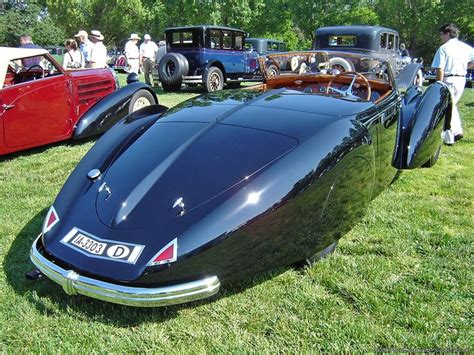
[0,137,98,163]
[3,209,285,326]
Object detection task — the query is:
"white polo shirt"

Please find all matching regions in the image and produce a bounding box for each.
[90,41,107,68]
[140,41,158,60]
[124,40,139,60]
[431,38,474,76]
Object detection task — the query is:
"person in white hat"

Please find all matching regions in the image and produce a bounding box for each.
[125,33,141,74]
[74,30,93,66]
[89,30,107,68]
[140,34,158,85]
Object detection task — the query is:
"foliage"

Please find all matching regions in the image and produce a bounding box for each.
[0,79,472,351]
[3,0,471,61]
[0,2,65,46]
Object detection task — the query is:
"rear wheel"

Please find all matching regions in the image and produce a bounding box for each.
[205,67,224,92]
[128,89,155,114]
[266,64,279,77]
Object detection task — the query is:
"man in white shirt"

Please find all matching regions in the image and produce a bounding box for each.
[89,30,107,69]
[125,33,140,75]
[432,23,474,144]
[140,34,158,86]
[74,30,93,67]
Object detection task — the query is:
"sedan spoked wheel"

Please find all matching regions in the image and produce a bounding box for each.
[205,67,224,92]
[128,89,156,114]
[266,64,279,77]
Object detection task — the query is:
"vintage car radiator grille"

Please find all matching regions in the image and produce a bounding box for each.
[78,80,114,104]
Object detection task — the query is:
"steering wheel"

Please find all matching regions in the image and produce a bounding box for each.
[327,71,371,101]
[26,65,45,79]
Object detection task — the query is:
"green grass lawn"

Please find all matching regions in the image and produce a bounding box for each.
[0,81,472,352]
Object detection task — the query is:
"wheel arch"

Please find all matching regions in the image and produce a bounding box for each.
[73,82,158,139]
[204,61,226,82]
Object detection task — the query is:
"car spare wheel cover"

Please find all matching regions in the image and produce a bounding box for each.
[329,57,354,72]
[158,53,189,84]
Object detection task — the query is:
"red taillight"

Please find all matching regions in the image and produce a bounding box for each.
[42,206,59,234]
[148,238,177,266]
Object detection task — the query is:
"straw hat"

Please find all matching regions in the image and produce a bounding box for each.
[129,33,141,40]
[74,30,88,38]
[90,30,104,41]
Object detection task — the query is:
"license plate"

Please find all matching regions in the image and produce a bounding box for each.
[70,234,107,255]
[61,227,145,264]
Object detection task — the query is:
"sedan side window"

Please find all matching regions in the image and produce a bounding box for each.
[234,34,244,50]
[222,31,232,49]
[210,30,221,49]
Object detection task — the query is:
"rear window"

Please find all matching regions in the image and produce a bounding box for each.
[167,30,199,48]
[328,35,357,47]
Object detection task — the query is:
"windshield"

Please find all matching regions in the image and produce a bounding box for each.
[263,51,391,83]
[255,51,394,103]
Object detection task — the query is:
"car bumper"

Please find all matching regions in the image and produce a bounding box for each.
[30,235,221,307]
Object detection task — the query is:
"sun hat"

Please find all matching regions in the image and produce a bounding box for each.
[90,30,104,41]
[129,33,141,40]
[144,34,151,40]
[74,30,88,38]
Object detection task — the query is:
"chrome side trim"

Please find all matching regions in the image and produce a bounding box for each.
[30,235,220,307]
[182,75,203,84]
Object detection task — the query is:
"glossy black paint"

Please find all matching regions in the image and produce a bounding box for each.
[73,82,158,139]
[38,71,451,291]
[396,63,424,90]
[393,82,451,169]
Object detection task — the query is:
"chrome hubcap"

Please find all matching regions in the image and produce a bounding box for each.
[209,73,221,91]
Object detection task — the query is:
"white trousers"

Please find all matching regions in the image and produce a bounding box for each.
[442,76,466,144]
[127,59,140,74]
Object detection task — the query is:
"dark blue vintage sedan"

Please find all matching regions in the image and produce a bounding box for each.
[29,51,452,307]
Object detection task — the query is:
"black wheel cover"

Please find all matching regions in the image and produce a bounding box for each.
[158,53,188,84]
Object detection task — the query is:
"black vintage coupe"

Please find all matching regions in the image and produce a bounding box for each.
[29,51,451,307]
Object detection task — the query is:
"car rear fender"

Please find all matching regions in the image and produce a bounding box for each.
[395,62,423,91]
[73,82,158,139]
[393,81,451,169]
[55,105,167,211]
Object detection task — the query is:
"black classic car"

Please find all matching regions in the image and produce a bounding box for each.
[245,38,287,55]
[29,50,451,307]
[313,25,423,84]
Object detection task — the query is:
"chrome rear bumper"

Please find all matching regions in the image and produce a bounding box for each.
[30,235,220,307]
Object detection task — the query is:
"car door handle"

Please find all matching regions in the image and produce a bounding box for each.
[2,104,15,110]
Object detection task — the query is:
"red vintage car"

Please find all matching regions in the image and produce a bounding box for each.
[0,47,158,155]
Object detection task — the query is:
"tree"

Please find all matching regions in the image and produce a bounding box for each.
[0,2,65,46]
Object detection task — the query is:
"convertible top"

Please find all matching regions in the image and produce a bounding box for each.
[0,46,48,89]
